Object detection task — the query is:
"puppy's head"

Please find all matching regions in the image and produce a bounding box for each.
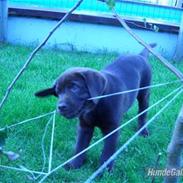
[35,67,107,119]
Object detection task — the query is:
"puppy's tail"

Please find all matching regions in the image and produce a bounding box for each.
[139,43,157,58]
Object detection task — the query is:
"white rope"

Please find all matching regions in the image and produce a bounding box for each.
[85,88,183,183]
[0,111,55,131]
[38,86,182,183]
[0,165,47,175]
[88,79,182,100]
[34,115,53,180]
[0,115,54,180]
[48,111,56,173]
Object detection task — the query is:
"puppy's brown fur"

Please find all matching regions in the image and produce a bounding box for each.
[35,43,156,170]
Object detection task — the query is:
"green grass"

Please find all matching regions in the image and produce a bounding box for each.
[0,43,183,183]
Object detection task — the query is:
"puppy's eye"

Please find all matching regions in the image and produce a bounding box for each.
[70,84,80,93]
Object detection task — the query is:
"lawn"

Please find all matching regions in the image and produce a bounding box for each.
[0,43,183,183]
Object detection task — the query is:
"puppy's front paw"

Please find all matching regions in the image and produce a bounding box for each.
[63,161,83,170]
[139,128,149,137]
[63,163,73,170]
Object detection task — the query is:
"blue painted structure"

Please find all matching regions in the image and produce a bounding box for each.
[8,16,178,58]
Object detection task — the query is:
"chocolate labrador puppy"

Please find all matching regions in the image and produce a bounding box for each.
[35,43,156,170]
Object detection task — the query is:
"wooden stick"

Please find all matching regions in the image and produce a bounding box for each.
[151,152,162,183]
[0,0,84,111]
[164,105,183,183]
[111,8,183,81]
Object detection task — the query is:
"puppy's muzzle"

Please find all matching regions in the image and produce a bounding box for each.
[58,103,68,112]
[57,103,70,116]
[57,102,82,119]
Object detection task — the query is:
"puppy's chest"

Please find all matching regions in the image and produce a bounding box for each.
[80,101,120,128]
[94,98,123,126]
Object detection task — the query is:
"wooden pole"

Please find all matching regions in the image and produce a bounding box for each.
[112,8,183,80]
[174,13,183,61]
[164,105,183,183]
[0,0,8,42]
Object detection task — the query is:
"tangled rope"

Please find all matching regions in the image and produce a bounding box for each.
[38,85,183,183]
[85,88,183,183]
[0,111,55,131]
[88,79,182,100]
[0,82,182,182]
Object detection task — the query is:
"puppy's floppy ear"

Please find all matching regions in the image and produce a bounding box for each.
[80,69,107,104]
[35,85,57,98]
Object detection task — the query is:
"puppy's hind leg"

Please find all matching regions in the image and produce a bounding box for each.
[137,90,150,137]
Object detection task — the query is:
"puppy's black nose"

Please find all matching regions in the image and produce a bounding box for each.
[58,104,68,112]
